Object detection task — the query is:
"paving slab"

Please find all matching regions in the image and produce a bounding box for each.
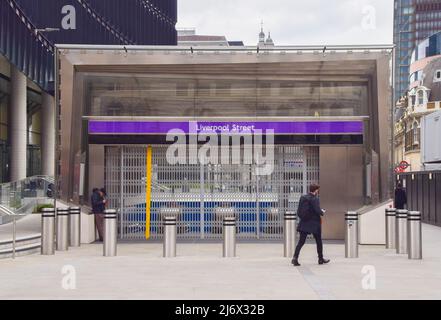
[1,224,441,300]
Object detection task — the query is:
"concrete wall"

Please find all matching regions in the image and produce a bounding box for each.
[404,151,422,172]
[359,200,393,245]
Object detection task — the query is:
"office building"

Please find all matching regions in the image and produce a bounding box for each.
[394,0,441,101]
[0,0,177,183]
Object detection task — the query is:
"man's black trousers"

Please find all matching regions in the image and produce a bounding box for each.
[293,231,323,259]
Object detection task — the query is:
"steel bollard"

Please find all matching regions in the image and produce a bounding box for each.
[41,207,55,255]
[385,208,397,249]
[223,216,236,258]
[69,207,81,247]
[56,207,69,251]
[407,211,422,260]
[163,216,177,258]
[284,211,297,257]
[345,211,359,258]
[396,209,408,254]
[103,210,117,257]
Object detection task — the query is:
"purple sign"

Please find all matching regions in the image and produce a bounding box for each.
[88,121,364,135]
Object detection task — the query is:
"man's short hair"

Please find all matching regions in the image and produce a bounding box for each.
[309,184,320,193]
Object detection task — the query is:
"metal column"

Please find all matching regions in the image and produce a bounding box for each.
[41,92,55,176]
[163,216,177,258]
[396,209,408,254]
[407,211,422,260]
[284,211,297,257]
[41,208,55,255]
[69,207,81,247]
[345,211,359,258]
[385,208,396,249]
[56,208,69,251]
[161,207,179,257]
[9,66,27,182]
[223,216,236,258]
[104,209,117,257]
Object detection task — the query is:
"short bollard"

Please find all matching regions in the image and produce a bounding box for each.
[396,209,408,254]
[385,208,397,249]
[69,207,81,247]
[41,207,55,255]
[103,209,117,257]
[163,216,177,258]
[284,211,297,258]
[345,211,359,258]
[407,211,422,260]
[56,207,69,251]
[223,216,236,258]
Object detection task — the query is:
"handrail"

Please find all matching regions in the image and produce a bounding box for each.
[0,205,15,216]
[0,176,55,218]
[0,175,54,187]
[7,213,28,259]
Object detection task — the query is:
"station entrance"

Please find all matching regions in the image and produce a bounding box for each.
[104,145,319,241]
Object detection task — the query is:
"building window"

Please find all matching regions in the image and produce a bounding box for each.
[417,90,425,106]
[405,121,421,152]
[434,70,441,82]
[413,122,420,147]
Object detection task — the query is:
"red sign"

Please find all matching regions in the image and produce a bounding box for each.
[399,161,410,170]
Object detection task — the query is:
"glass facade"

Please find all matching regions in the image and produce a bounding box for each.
[410,31,441,82]
[394,0,441,100]
[394,0,415,100]
[84,74,369,118]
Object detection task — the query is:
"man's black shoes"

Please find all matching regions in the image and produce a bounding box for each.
[291,258,301,266]
[291,258,330,266]
[318,258,330,265]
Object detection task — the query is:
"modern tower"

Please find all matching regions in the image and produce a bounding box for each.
[394,0,441,101]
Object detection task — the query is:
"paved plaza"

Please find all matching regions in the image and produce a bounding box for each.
[1,223,441,300]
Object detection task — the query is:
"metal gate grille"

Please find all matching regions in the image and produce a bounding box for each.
[105,145,319,241]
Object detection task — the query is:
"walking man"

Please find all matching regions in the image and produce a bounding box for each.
[394,182,407,210]
[91,188,106,241]
[292,184,330,266]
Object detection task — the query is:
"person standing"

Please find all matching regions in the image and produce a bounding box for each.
[91,188,106,241]
[292,184,330,266]
[394,182,407,210]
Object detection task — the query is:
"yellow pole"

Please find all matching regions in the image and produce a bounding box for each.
[145,145,152,239]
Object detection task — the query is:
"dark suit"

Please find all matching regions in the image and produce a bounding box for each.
[91,191,105,214]
[394,187,407,210]
[91,191,105,241]
[294,193,324,260]
[297,193,323,235]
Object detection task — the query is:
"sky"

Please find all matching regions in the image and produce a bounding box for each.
[177,0,394,46]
